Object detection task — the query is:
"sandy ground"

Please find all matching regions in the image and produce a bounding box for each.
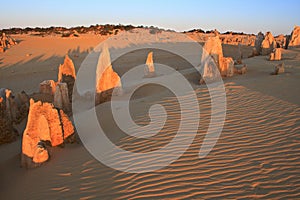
[0,33,300,199]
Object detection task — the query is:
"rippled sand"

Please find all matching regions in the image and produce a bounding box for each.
[0,34,300,199]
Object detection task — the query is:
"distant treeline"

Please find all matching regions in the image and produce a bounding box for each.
[1,24,255,36]
[0,24,176,36]
[0,24,135,35]
[184,29,255,36]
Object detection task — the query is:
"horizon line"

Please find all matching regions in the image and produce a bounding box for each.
[1,23,298,36]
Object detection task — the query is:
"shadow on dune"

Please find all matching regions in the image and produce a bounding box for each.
[0,46,92,93]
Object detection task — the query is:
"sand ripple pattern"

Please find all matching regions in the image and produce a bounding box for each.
[111,82,300,199]
[6,82,299,199]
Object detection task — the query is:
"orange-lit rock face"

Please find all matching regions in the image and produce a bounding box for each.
[274,48,281,60]
[57,55,76,102]
[220,57,234,77]
[96,46,122,94]
[145,51,155,77]
[269,48,281,61]
[261,32,276,55]
[288,26,300,47]
[202,36,234,78]
[22,99,74,164]
[203,36,223,69]
[97,66,121,93]
[275,34,286,48]
[58,55,76,82]
[22,100,62,158]
[0,33,17,52]
[39,80,57,95]
[32,144,49,163]
[59,110,74,139]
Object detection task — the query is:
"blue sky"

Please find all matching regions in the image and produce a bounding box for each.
[1,0,299,35]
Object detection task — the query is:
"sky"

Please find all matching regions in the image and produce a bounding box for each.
[1,0,299,35]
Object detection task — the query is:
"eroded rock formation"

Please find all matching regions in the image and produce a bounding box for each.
[95,45,122,104]
[58,55,76,101]
[288,26,300,48]
[254,32,264,55]
[0,97,17,144]
[144,52,156,77]
[202,36,223,67]
[37,55,76,112]
[21,99,75,168]
[39,80,56,95]
[186,31,256,46]
[271,63,285,75]
[220,57,234,77]
[54,83,70,113]
[0,89,29,144]
[275,34,287,48]
[261,32,276,55]
[200,36,236,83]
[0,33,17,52]
[269,48,282,61]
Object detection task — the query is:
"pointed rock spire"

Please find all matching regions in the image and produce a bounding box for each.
[58,55,76,82]
[57,55,76,101]
[144,51,156,77]
[96,45,122,94]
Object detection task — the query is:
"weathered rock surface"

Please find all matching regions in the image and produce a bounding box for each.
[275,34,287,48]
[39,80,56,95]
[0,33,17,52]
[54,83,70,113]
[202,36,223,68]
[200,36,223,83]
[21,99,75,168]
[58,55,76,101]
[269,48,282,61]
[95,45,122,104]
[255,32,264,55]
[144,51,156,77]
[288,26,300,48]
[271,63,285,75]
[220,57,234,77]
[0,89,29,144]
[0,88,30,143]
[186,31,256,46]
[201,36,235,83]
[32,141,49,164]
[261,32,276,55]
[0,97,17,144]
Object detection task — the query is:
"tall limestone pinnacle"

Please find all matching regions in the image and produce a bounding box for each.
[57,55,76,103]
[95,45,122,94]
[58,55,76,82]
[200,36,234,84]
[144,51,156,77]
[261,32,276,55]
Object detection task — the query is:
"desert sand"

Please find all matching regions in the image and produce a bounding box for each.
[0,29,300,199]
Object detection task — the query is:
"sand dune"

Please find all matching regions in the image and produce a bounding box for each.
[0,33,300,199]
[1,81,299,199]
